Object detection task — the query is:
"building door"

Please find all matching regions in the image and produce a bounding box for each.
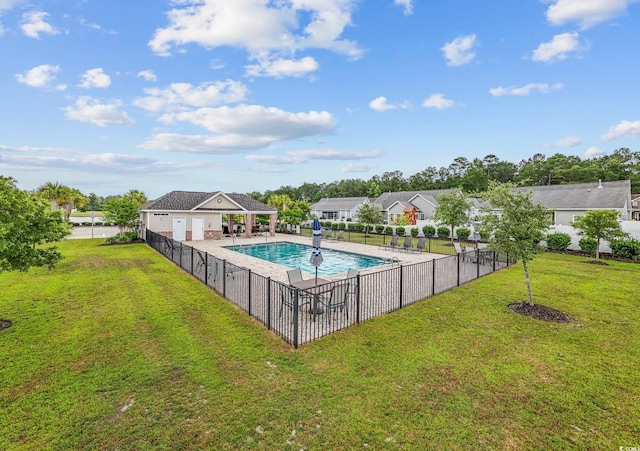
[192,217,204,241]
[173,216,186,241]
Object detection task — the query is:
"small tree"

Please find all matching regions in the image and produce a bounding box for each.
[434,188,471,243]
[0,177,69,273]
[479,182,553,307]
[356,203,383,236]
[571,210,628,260]
[103,196,141,237]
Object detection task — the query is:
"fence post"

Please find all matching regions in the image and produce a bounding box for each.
[205,252,208,284]
[293,289,299,349]
[248,269,252,317]
[222,259,227,298]
[171,239,174,262]
[190,246,194,275]
[492,250,496,272]
[356,274,361,324]
[476,249,480,279]
[267,278,271,331]
[399,265,404,309]
[432,259,436,296]
[179,241,183,268]
[456,253,460,286]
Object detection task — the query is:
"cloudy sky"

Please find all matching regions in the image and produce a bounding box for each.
[1,0,639,198]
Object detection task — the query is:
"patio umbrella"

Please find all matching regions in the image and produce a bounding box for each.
[309,218,324,283]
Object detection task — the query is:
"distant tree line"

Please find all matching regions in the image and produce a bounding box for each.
[248,148,640,203]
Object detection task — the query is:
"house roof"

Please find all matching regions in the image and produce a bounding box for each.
[513,180,631,209]
[141,191,276,213]
[311,197,369,211]
[373,190,449,210]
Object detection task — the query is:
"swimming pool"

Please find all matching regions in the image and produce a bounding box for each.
[224,241,389,276]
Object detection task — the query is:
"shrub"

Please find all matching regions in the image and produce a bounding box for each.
[105,231,139,244]
[422,225,436,237]
[375,225,385,234]
[410,227,419,237]
[437,227,450,239]
[385,226,393,235]
[456,228,471,241]
[395,227,405,236]
[478,230,490,241]
[546,232,572,251]
[609,238,640,259]
[579,237,598,254]
[338,222,346,230]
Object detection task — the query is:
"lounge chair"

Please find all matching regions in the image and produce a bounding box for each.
[401,236,413,252]
[379,234,399,251]
[453,242,463,254]
[335,230,344,240]
[408,237,426,253]
[318,283,349,323]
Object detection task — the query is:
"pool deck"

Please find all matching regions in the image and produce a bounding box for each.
[188,233,448,284]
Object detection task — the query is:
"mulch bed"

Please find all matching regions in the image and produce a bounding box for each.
[509,303,571,323]
[0,319,12,331]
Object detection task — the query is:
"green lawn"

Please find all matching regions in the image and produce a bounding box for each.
[1,240,639,449]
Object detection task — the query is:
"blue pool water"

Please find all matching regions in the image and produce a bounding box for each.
[224,241,389,276]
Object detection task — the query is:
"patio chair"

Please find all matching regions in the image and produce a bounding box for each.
[464,245,476,262]
[335,230,344,240]
[279,285,311,321]
[401,236,413,252]
[408,237,426,253]
[453,242,463,254]
[318,283,349,323]
[345,268,360,298]
[323,229,333,240]
[379,234,399,251]
[287,268,304,285]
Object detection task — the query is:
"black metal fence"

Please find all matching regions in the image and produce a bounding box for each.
[146,230,515,348]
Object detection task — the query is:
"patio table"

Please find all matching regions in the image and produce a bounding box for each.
[290,278,333,316]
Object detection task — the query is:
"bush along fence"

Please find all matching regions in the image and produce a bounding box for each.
[146,230,515,348]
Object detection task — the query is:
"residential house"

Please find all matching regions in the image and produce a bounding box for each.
[140,191,277,241]
[310,197,370,221]
[632,194,640,220]
[372,190,449,223]
[514,180,632,225]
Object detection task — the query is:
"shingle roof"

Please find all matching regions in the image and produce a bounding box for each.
[141,191,276,212]
[373,190,449,210]
[514,180,631,209]
[311,197,369,211]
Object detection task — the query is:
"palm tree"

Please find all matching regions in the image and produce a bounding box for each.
[36,182,87,221]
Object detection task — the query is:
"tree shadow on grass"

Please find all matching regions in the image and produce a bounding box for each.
[0,319,12,331]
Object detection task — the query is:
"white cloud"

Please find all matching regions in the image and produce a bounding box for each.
[139,133,273,154]
[160,104,337,140]
[441,34,477,67]
[601,120,640,141]
[247,149,382,165]
[546,0,631,29]
[394,0,414,15]
[64,97,135,127]
[15,64,62,89]
[489,82,563,97]
[148,0,363,74]
[20,11,58,39]
[423,93,455,109]
[245,56,319,78]
[0,21,5,36]
[0,150,197,174]
[546,135,583,148]
[584,146,606,158]
[532,32,583,63]
[0,0,24,11]
[133,80,248,113]
[137,70,157,82]
[369,96,396,112]
[342,163,376,173]
[79,68,111,89]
